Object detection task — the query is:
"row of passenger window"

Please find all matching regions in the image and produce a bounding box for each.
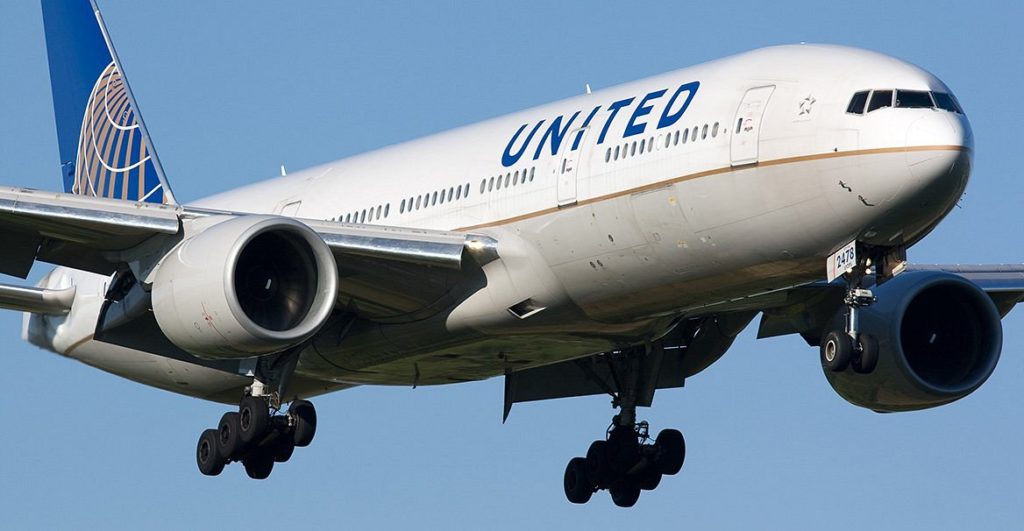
[479,166,537,194]
[846,89,964,115]
[341,203,390,224]
[400,182,472,214]
[604,122,722,163]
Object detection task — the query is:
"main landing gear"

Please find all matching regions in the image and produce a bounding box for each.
[821,247,879,374]
[196,396,317,479]
[195,350,317,479]
[562,344,686,507]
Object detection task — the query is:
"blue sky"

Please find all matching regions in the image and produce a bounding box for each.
[1,1,1021,529]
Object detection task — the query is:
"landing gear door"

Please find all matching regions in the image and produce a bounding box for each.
[730,85,775,166]
[557,127,589,207]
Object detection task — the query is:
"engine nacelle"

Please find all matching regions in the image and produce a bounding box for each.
[824,270,1002,412]
[151,216,338,359]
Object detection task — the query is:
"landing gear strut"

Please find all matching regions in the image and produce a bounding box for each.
[562,344,686,507]
[195,349,317,479]
[821,245,879,374]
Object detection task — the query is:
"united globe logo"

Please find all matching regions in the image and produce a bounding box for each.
[74,61,163,202]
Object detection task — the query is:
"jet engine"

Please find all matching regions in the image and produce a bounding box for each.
[824,270,1002,412]
[151,216,338,359]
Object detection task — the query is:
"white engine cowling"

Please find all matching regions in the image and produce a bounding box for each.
[151,216,338,359]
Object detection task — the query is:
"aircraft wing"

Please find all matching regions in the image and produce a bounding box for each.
[0,186,496,318]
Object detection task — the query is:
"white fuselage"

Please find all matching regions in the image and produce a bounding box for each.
[30,44,973,400]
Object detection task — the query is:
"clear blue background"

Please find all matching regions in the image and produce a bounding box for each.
[1,1,1021,529]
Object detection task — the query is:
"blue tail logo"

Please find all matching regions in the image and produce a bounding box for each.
[42,0,176,205]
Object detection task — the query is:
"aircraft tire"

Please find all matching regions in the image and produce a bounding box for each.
[239,396,270,444]
[563,457,594,504]
[609,481,641,508]
[290,400,317,447]
[217,412,242,460]
[242,450,274,480]
[821,331,853,372]
[852,334,879,374]
[271,433,296,463]
[655,429,685,476]
[197,429,225,476]
[586,440,610,488]
[637,466,662,491]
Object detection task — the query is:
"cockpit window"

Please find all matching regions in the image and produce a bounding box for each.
[846,91,869,114]
[932,92,963,114]
[895,90,933,108]
[847,89,964,116]
[867,90,893,112]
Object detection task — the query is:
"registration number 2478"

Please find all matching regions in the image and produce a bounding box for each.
[827,241,857,283]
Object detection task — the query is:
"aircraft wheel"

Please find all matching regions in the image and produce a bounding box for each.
[243,450,274,480]
[272,433,296,463]
[239,396,270,444]
[655,429,685,475]
[197,429,225,476]
[586,440,610,488]
[853,334,879,374]
[217,412,242,460]
[290,400,317,447]
[563,457,594,504]
[637,466,662,491]
[607,425,640,474]
[821,331,853,372]
[609,481,641,508]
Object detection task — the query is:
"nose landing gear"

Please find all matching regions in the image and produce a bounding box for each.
[821,245,880,374]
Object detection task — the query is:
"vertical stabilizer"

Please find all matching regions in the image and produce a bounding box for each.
[41,0,176,204]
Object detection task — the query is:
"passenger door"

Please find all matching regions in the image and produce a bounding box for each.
[557,127,589,207]
[730,86,775,166]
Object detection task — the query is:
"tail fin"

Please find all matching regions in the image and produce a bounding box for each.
[41,0,176,205]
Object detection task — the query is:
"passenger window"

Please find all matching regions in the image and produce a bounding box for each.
[376,205,382,218]
[649,136,654,150]
[614,145,620,160]
[513,170,520,185]
[639,138,646,154]
[488,177,494,191]
[416,196,422,210]
[400,200,405,214]
[736,117,743,133]
[701,124,708,139]
[673,130,680,145]
[496,176,502,190]
[384,204,390,218]
[895,90,933,109]
[449,187,454,201]
[846,91,869,114]
[664,134,670,149]
[691,127,698,142]
[682,128,689,144]
[529,168,535,182]
[606,148,611,162]
[630,142,637,156]
[712,122,719,138]
[867,90,893,112]
[505,173,511,187]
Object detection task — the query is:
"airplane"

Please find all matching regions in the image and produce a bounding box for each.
[1,0,1021,508]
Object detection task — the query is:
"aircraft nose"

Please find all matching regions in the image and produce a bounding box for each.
[901,110,972,218]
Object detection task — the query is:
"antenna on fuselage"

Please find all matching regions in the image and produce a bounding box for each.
[280,164,287,176]
[585,83,592,95]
